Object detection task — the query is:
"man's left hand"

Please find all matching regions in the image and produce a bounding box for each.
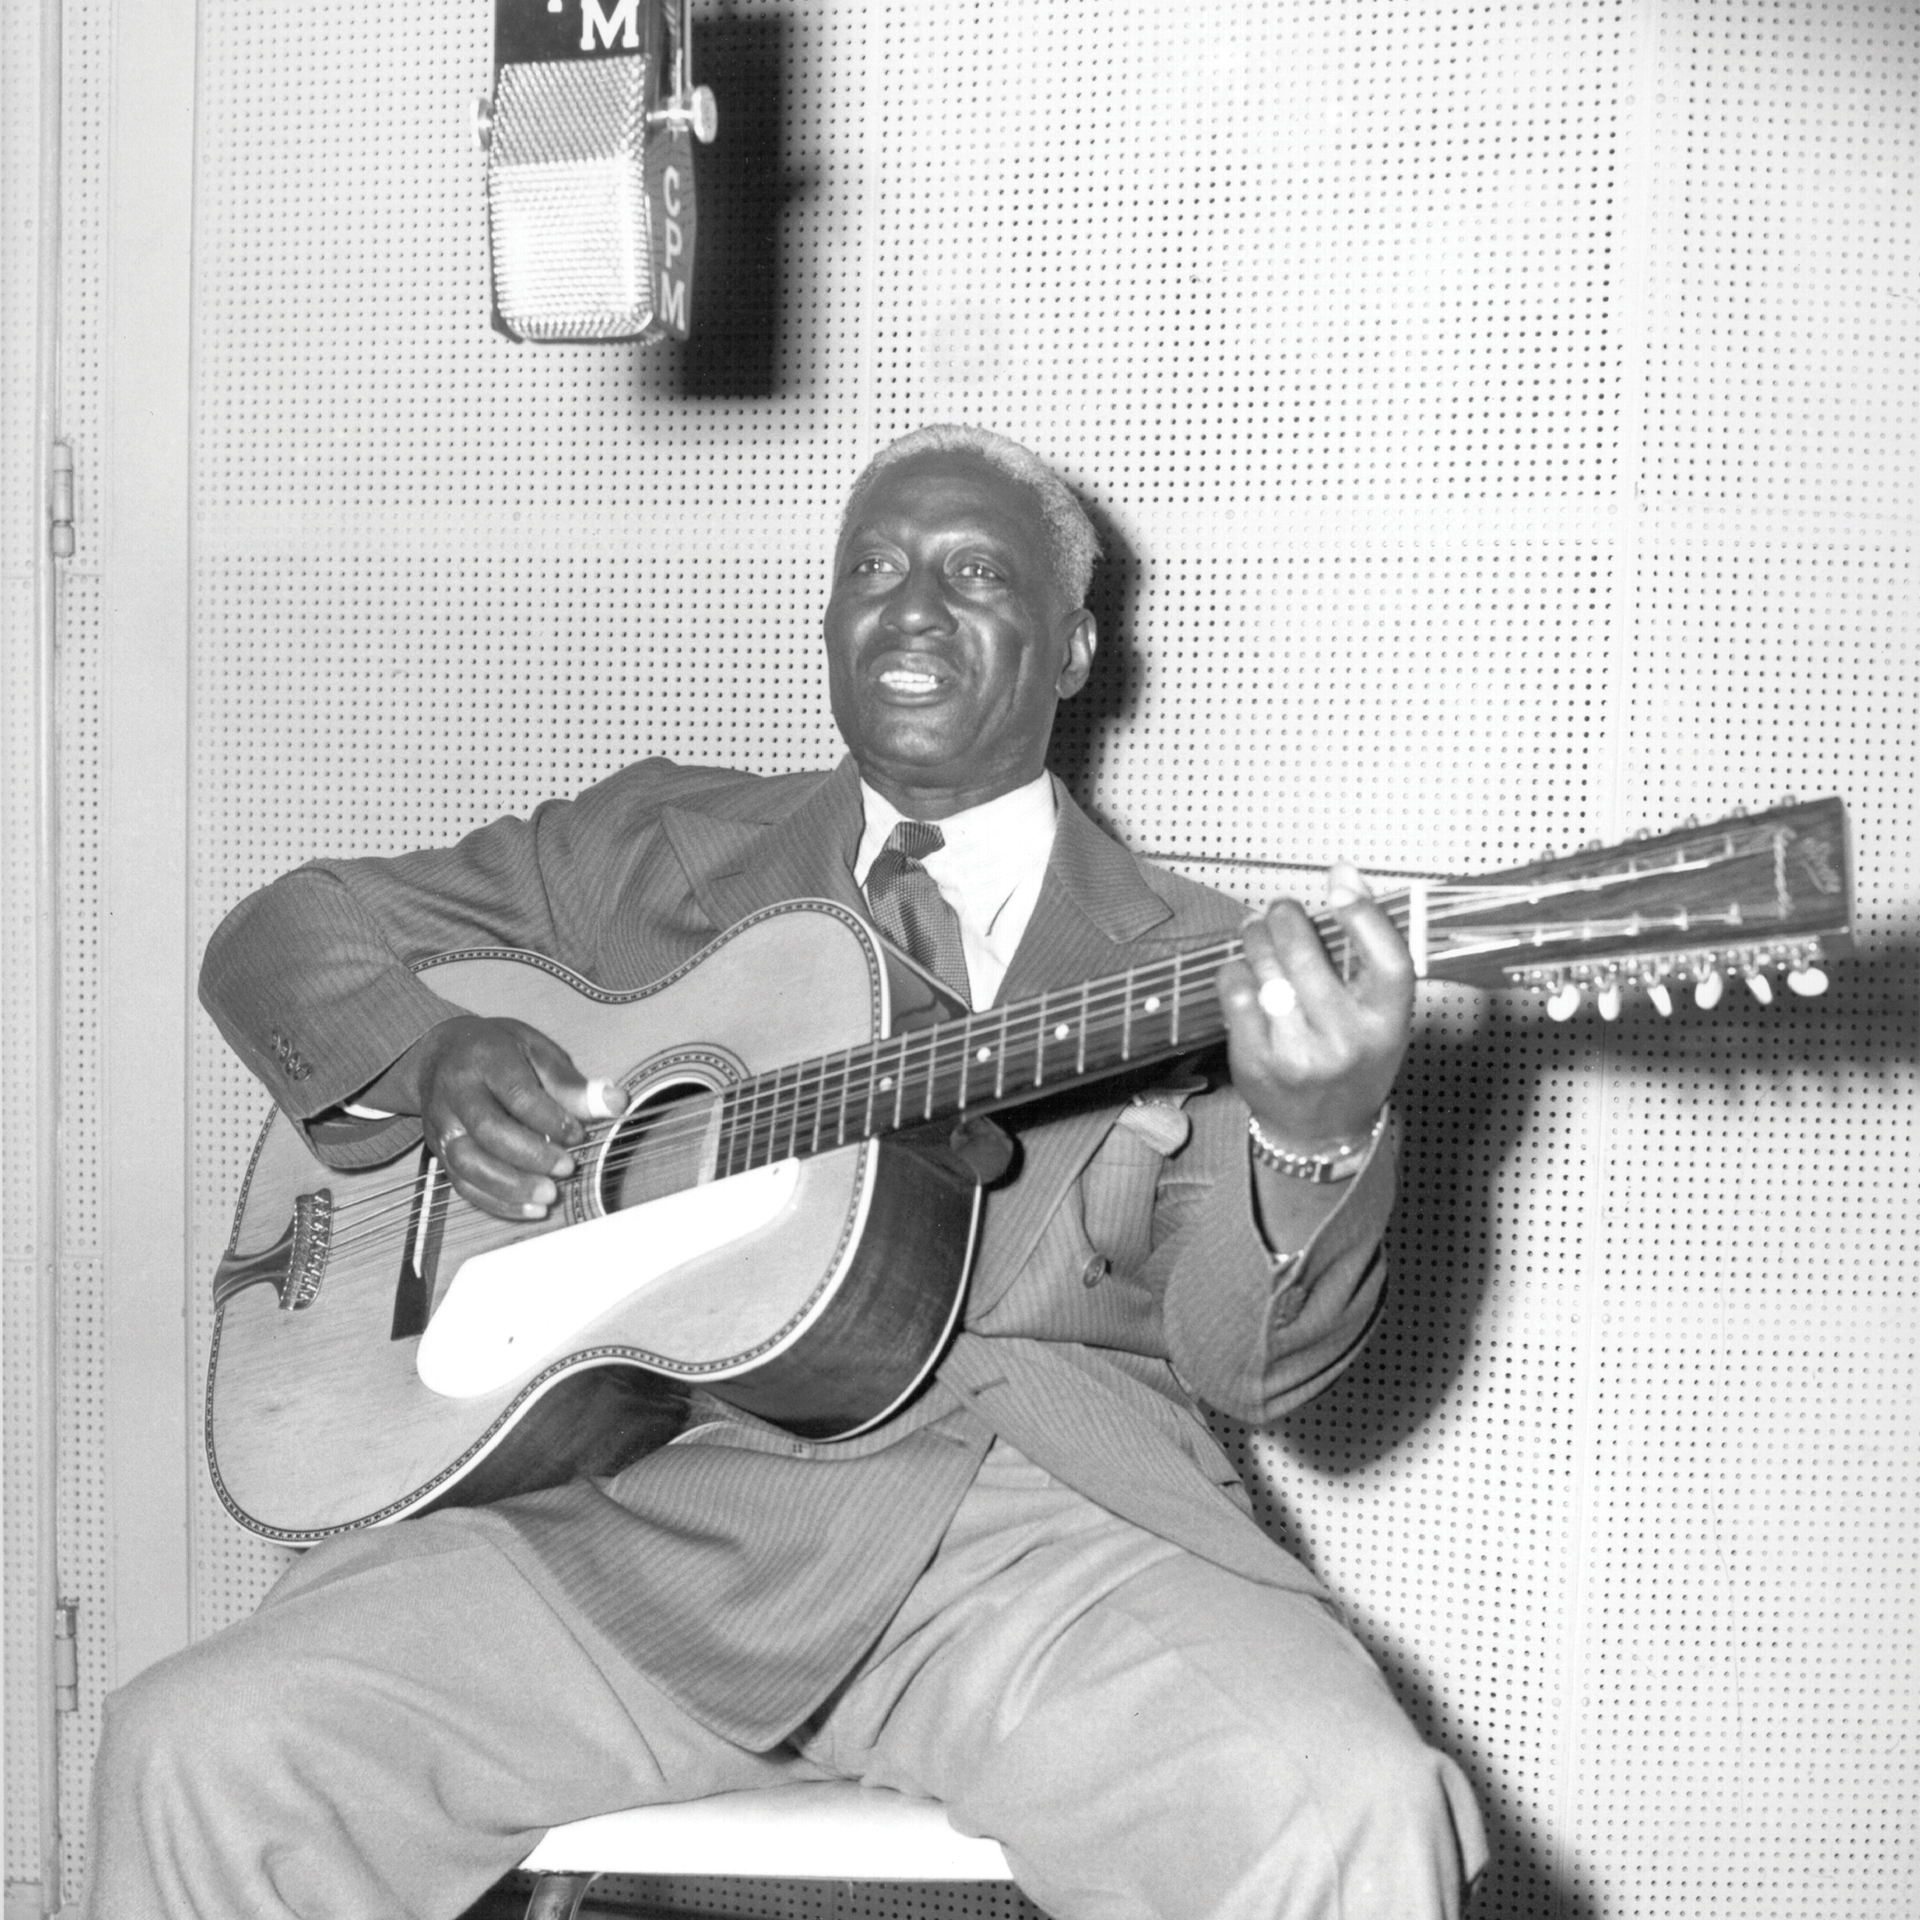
[1216,862,1415,1154]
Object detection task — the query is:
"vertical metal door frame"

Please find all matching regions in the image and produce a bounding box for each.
[27,0,68,1900]
[95,0,197,1700]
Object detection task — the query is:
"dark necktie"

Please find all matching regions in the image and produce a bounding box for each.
[864,820,973,1008]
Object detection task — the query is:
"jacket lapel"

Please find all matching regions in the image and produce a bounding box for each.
[970,784,1183,1315]
[995,783,1179,1006]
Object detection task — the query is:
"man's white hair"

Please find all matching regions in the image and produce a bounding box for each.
[839,424,1101,605]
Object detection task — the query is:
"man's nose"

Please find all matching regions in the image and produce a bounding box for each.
[883,563,957,635]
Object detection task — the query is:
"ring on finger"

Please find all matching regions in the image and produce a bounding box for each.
[1258,974,1300,1020]
[436,1120,467,1155]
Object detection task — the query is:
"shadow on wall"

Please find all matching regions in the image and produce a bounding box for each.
[1203,1002,1596,1919]
[1264,940,1912,1478]
[643,9,794,399]
[1047,497,1141,822]
[1376,1632,1598,1920]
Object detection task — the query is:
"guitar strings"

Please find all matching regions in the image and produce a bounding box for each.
[493,864,1755,1192]
[317,932,1245,1223]
[314,923,1284,1267]
[285,865,1741,1264]
[240,801,1844,1294]
[318,967,1186,1257]
[315,948,1239,1261]
[297,880,1498,1259]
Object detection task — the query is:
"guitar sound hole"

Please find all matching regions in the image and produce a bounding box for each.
[595,1081,719,1215]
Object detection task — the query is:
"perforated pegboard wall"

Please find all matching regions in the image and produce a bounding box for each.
[169,2,1920,1915]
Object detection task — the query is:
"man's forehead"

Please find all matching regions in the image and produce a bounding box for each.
[842,452,1047,542]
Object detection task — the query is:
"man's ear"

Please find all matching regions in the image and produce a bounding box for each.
[1056,610,1097,699]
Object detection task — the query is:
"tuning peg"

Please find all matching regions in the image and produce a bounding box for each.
[1683,815,1699,828]
[1596,981,1623,1021]
[1787,965,1829,997]
[1745,970,1775,1006]
[1647,981,1674,1016]
[1694,968,1725,1010]
[1547,981,1582,1022]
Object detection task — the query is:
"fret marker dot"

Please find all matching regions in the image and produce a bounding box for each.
[976,1046,992,1063]
[1143,996,1161,1014]
[879,1077,894,1092]
[1054,1023,1070,1040]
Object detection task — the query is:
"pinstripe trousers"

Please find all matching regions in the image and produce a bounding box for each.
[83,1441,1484,1920]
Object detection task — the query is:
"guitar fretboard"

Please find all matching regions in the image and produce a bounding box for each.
[712,932,1256,1175]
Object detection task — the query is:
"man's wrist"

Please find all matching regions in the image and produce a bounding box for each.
[350,1024,447,1118]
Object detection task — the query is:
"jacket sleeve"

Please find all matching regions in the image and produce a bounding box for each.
[198,760,687,1165]
[1152,1087,1397,1424]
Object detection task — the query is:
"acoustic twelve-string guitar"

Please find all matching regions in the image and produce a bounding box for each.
[206,798,1851,1540]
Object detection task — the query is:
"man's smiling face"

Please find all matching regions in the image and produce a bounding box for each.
[824,451,1096,819]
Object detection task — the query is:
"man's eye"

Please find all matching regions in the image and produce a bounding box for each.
[850,555,900,575]
[951,559,1001,580]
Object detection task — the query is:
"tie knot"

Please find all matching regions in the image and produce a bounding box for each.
[885,819,945,863]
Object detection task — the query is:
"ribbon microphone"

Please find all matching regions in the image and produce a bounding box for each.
[477,0,718,343]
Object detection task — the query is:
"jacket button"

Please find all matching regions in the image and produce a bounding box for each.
[1080,1254,1111,1289]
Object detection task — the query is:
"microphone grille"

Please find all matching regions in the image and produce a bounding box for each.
[488,55,656,341]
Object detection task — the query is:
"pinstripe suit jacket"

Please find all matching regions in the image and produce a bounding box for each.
[200,756,1396,1746]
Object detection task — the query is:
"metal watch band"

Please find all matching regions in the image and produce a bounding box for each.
[1247,1104,1389,1184]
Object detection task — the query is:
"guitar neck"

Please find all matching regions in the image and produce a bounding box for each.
[707,795,1851,1176]
[713,935,1248,1176]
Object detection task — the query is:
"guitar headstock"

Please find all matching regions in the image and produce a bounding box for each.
[1414,797,1853,1019]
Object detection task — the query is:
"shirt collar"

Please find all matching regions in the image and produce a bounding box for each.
[854,771,1058,885]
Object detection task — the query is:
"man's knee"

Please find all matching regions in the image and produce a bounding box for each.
[99,1644,230,1788]
[96,1623,316,1817]
[1225,1695,1485,1920]
[968,1629,1481,1919]
[1063,1577,1484,1917]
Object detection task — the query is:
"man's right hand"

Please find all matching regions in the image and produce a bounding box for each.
[358,1016,624,1220]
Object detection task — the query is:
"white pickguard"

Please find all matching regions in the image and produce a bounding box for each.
[414,1159,803,1399]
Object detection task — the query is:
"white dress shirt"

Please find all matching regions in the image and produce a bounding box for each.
[853,773,1058,1012]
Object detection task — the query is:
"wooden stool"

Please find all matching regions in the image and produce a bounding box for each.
[520,1780,1017,1919]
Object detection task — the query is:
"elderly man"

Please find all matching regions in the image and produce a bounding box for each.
[87,427,1485,1920]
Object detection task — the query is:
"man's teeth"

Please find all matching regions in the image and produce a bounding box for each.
[879,668,941,691]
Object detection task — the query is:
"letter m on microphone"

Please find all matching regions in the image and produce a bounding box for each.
[482,0,711,342]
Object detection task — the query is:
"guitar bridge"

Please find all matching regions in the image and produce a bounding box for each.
[211,1188,334,1313]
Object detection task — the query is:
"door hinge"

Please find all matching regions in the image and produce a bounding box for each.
[49,442,74,559]
[52,1603,77,1714]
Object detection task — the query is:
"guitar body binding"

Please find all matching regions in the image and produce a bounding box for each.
[206,902,978,1540]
